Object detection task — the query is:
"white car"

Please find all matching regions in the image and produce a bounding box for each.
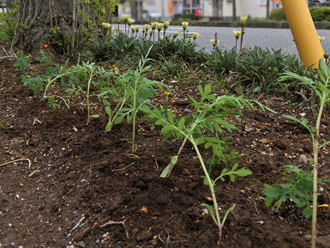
[143,9,162,20]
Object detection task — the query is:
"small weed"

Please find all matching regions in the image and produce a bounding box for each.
[0,119,8,129]
[14,53,32,72]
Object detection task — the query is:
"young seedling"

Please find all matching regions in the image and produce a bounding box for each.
[271,58,330,248]
[109,46,170,152]
[142,84,257,244]
[65,61,115,125]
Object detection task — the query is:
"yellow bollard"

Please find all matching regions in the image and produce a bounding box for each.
[281,0,324,68]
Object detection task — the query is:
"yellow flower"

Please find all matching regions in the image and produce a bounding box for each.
[102,22,111,29]
[164,21,170,29]
[161,35,165,41]
[145,24,150,31]
[151,22,157,30]
[150,29,154,35]
[164,92,170,96]
[188,37,192,42]
[192,32,199,39]
[28,53,32,58]
[173,31,180,38]
[319,36,325,42]
[182,22,189,30]
[157,23,164,31]
[240,16,247,26]
[128,19,135,25]
[211,39,219,46]
[131,26,136,33]
[136,25,141,32]
[123,14,129,21]
[233,30,242,39]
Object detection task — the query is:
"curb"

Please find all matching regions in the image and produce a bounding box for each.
[133,21,330,30]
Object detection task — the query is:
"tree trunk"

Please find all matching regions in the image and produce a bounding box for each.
[266,0,270,19]
[232,0,236,21]
[130,1,137,20]
[15,0,97,56]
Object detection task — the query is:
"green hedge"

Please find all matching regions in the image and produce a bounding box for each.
[309,6,330,21]
[270,8,286,20]
[270,7,330,22]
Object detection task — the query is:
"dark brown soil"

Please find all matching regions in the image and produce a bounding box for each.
[1,40,330,248]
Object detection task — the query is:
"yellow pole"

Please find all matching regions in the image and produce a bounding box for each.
[281,0,324,68]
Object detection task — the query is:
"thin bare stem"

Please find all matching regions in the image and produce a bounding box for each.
[166,136,188,178]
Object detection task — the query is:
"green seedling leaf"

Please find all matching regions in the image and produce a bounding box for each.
[171,155,178,165]
[105,122,112,131]
[201,203,217,224]
[90,115,100,118]
[264,196,274,208]
[178,117,185,130]
[114,115,125,124]
[204,84,212,95]
[160,164,172,178]
[168,110,175,124]
[222,205,235,225]
[160,156,178,178]
[29,170,40,177]
[161,125,174,135]
[105,106,112,116]
[233,167,253,177]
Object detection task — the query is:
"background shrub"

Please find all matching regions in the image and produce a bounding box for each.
[309,7,330,21]
[270,8,286,20]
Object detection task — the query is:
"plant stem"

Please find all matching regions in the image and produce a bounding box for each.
[132,76,139,152]
[86,69,94,125]
[240,26,244,52]
[166,136,188,178]
[192,140,222,243]
[312,100,325,248]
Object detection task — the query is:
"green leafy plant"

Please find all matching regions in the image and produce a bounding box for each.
[22,75,48,95]
[108,46,169,152]
[65,61,115,124]
[14,53,32,72]
[309,6,330,22]
[263,164,328,218]
[270,8,286,20]
[141,84,255,243]
[267,58,330,248]
[0,119,8,129]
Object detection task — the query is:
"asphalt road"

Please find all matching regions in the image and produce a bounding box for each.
[118,24,330,58]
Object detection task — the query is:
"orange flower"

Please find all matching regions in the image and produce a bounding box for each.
[43,44,49,49]
[2,29,5,32]
[59,68,62,72]
[113,65,117,70]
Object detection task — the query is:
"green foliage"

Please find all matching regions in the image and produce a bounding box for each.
[270,8,286,20]
[263,165,329,218]
[0,119,8,129]
[204,48,239,74]
[93,0,119,25]
[309,7,330,22]
[21,54,69,96]
[237,47,286,93]
[0,0,20,41]
[181,13,195,20]
[141,84,255,240]
[65,61,116,124]
[14,53,32,71]
[91,31,138,62]
[21,75,48,95]
[265,59,330,246]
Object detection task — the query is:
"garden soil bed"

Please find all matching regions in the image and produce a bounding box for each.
[1,45,330,247]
